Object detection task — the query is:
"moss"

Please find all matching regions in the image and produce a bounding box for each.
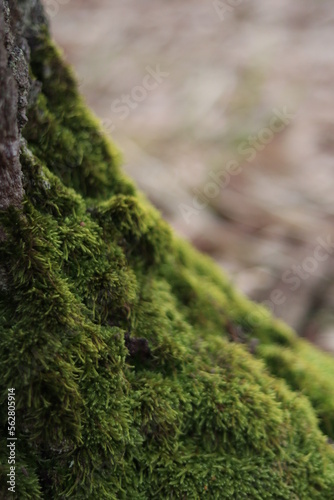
[24,31,134,200]
[1,28,334,499]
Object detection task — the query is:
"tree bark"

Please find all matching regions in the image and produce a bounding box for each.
[0,0,46,210]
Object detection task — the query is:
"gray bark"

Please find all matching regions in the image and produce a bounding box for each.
[0,0,46,210]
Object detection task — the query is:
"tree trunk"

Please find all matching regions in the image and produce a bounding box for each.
[0,0,24,209]
[1,1,334,498]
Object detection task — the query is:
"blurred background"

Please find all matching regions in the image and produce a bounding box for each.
[43,0,334,353]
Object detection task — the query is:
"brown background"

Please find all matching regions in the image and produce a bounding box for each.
[43,0,334,352]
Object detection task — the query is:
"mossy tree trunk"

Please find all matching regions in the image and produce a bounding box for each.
[1,1,334,499]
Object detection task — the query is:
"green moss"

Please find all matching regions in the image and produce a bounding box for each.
[1,29,334,498]
[24,31,134,200]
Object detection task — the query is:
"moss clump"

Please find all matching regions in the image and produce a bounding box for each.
[1,29,334,499]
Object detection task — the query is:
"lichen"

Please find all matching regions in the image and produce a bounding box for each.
[1,27,334,499]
